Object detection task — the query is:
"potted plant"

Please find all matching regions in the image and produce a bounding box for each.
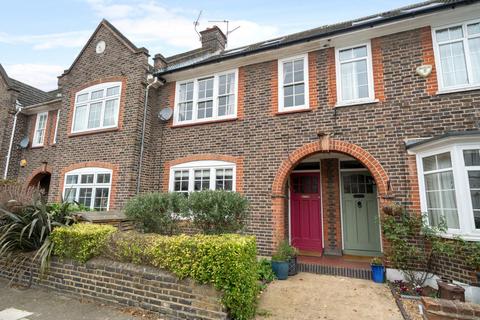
[271,245,290,280]
[277,241,299,276]
[371,257,385,283]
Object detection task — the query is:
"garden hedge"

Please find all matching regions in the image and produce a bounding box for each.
[104,232,259,320]
[51,223,116,263]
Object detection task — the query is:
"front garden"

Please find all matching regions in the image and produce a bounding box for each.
[0,184,268,320]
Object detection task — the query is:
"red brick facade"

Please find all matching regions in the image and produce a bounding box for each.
[2,11,480,285]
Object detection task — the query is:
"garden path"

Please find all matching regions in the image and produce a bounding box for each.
[256,272,402,320]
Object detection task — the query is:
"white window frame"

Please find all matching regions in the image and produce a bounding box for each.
[63,167,112,211]
[173,69,238,125]
[278,54,309,112]
[32,111,48,147]
[168,160,236,193]
[71,81,122,134]
[415,140,480,241]
[335,42,376,106]
[53,110,60,144]
[432,19,480,93]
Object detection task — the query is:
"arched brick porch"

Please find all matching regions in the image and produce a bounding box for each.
[271,137,391,251]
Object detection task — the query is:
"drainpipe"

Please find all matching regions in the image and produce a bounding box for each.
[136,76,163,194]
[3,101,23,180]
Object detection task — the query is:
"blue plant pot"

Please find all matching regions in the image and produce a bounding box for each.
[371,265,385,283]
[271,261,289,280]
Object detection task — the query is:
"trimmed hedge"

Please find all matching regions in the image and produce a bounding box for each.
[104,232,258,320]
[51,223,117,263]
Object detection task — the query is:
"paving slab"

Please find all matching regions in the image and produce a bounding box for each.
[0,279,153,320]
[0,308,33,320]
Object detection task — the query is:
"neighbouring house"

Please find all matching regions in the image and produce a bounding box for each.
[1,0,479,301]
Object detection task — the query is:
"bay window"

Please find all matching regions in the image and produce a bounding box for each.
[169,161,236,194]
[72,82,121,133]
[278,54,309,112]
[335,43,375,105]
[63,167,112,211]
[433,20,480,91]
[416,140,480,240]
[174,70,238,125]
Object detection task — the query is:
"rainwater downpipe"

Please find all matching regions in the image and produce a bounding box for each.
[3,101,23,180]
[136,76,162,194]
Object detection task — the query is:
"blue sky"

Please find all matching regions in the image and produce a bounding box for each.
[1,0,418,90]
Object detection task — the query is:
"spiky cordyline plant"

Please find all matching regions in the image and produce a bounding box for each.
[0,195,76,282]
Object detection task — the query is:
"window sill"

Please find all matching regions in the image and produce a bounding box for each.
[171,117,238,128]
[335,99,379,108]
[439,232,480,242]
[68,127,119,137]
[275,108,312,116]
[436,85,480,95]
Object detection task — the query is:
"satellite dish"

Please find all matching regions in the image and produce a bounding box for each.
[158,107,173,121]
[19,137,29,149]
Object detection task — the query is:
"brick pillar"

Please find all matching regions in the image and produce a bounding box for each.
[321,159,342,256]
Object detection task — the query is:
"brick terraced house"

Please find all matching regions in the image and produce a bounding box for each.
[1,0,480,302]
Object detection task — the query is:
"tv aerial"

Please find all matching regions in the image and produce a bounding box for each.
[208,19,240,45]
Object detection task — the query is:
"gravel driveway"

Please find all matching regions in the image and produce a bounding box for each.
[256,273,402,320]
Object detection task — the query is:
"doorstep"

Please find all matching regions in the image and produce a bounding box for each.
[297,255,372,280]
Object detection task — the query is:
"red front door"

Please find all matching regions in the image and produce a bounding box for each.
[290,172,323,253]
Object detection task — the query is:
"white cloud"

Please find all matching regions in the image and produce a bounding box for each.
[85,0,282,54]
[0,31,90,50]
[4,64,65,91]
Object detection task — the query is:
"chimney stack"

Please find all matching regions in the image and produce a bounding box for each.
[200,26,227,52]
[153,53,167,70]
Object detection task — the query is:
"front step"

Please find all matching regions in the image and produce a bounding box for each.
[298,262,372,280]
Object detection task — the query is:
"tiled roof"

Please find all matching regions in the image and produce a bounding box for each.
[9,78,57,107]
[155,0,471,75]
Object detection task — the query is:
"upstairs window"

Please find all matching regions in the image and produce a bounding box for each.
[32,112,48,147]
[174,70,238,125]
[434,20,480,91]
[169,160,236,194]
[336,43,374,105]
[63,167,112,211]
[278,54,309,112]
[72,82,121,133]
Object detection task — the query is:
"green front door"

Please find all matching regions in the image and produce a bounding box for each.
[341,171,381,256]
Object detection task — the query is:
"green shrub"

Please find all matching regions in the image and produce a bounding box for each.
[124,192,187,235]
[105,232,258,320]
[187,190,249,234]
[257,258,276,284]
[51,223,117,263]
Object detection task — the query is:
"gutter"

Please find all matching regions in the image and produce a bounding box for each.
[136,76,164,194]
[3,101,23,180]
[154,0,472,76]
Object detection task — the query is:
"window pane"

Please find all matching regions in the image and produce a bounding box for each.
[464,149,480,166]
[423,152,451,172]
[103,99,118,126]
[81,174,94,184]
[353,46,367,58]
[91,89,104,100]
[437,152,452,169]
[467,170,480,229]
[215,168,233,191]
[179,82,194,102]
[64,188,77,202]
[97,173,111,184]
[284,95,294,108]
[198,77,214,99]
[73,105,87,131]
[283,62,293,84]
[424,169,459,229]
[436,26,463,42]
[468,37,480,84]
[94,188,109,211]
[219,73,235,95]
[422,155,437,171]
[88,102,102,129]
[218,95,234,116]
[468,23,480,35]
[77,93,88,103]
[339,48,353,61]
[179,102,193,121]
[439,42,468,87]
[66,175,78,184]
[106,86,120,97]
[174,170,189,193]
[194,169,210,191]
[293,59,304,82]
[198,100,213,119]
[78,188,92,207]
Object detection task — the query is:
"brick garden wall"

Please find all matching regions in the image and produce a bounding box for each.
[0,257,226,320]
